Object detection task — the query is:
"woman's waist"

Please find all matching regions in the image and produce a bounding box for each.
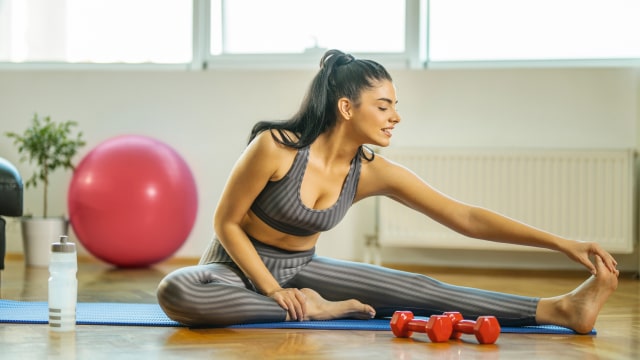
[200,234,316,265]
[241,211,320,252]
[246,235,317,258]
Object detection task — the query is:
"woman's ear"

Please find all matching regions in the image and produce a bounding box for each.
[338,98,352,120]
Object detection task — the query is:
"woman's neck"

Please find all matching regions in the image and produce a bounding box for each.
[312,130,361,167]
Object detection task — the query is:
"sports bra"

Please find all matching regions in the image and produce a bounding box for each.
[250,145,362,236]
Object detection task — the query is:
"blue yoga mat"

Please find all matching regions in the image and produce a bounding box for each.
[0,300,594,334]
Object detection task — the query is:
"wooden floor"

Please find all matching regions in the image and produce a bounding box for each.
[0,257,638,360]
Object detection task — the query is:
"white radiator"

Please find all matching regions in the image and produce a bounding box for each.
[375,148,636,253]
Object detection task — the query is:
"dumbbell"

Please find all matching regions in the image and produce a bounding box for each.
[443,311,501,344]
[390,311,453,342]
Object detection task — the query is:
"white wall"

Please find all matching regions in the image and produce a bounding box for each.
[1,66,638,271]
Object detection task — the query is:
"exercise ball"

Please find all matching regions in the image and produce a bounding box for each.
[68,135,198,267]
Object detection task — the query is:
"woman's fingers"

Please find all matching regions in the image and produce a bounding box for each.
[287,288,306,321]
[271,288,307,321]
[568,240,619,276]
[590,244,618,275]
[294,288,307,320]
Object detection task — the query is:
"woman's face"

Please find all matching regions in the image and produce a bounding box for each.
[348,80,401,147]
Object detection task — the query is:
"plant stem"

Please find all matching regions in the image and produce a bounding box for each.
[43,161,48,217]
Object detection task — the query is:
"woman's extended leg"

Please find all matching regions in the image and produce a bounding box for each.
[286,255,617,332]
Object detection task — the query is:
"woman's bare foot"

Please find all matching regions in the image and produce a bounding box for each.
[536,255,618,334]
[286,288,375,321]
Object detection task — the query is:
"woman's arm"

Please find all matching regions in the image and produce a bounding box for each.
[359,155,618,275]
[213,132,306,320]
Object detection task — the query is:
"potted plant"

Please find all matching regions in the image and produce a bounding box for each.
[5,114,85,267]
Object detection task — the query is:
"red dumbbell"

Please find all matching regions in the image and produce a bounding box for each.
[390,311,453,343]
[443,312,501,344]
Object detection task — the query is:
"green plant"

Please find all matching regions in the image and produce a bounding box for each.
[5,114,86,217]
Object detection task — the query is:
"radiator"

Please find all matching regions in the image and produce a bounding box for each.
[374,148,636,253]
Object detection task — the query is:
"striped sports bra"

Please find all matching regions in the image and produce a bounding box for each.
[250,145,362,236]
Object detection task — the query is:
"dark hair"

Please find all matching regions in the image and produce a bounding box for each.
[248,49,392,160]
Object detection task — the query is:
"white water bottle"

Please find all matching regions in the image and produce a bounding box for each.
[48,235,78,332]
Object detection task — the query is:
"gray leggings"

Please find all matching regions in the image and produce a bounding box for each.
[156,237,539,327]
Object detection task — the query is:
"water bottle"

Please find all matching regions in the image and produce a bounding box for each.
[48,235,77,332]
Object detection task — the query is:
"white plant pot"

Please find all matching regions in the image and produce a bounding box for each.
[21,217,69,267]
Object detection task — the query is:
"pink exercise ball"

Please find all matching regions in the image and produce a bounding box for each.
[68,135,198,267]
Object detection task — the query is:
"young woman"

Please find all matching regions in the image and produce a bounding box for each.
[157,49,618,333]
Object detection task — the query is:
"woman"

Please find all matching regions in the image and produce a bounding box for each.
[157,49,618,333]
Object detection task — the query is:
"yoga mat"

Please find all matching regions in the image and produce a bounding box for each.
[0,300,594,334]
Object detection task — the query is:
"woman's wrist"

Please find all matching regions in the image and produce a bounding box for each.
[552,236,574,254]
[263,286,284,297]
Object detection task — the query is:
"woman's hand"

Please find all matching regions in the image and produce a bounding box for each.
[268,288,307,321]
[560,239,619,276]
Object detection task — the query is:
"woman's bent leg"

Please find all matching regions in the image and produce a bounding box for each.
[287,257,538,326]
[156,264,287,326]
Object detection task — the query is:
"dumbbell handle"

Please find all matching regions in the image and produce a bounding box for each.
[405,319,429,333]
[453,319,477,334]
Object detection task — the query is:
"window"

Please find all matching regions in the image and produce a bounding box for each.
[1,0,638,69]
[210,0,406,55]
[0,0,192,64]
[428,0,640,62]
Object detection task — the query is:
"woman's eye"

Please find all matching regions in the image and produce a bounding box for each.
[379,107,388,111]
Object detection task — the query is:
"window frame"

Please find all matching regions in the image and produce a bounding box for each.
[201,0,422,70]
[0,0,638,71]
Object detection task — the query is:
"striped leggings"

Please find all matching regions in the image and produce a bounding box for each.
[156,237,539,327]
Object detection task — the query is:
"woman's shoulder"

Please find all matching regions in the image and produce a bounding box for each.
[249,130,283,149]
[359,146,426,198]
[357,149,411,195]
[246,130,299,177]
[252,130,299,151]
[361,149,398,171]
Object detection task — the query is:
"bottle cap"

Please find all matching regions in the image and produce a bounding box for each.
[51,235,76,253]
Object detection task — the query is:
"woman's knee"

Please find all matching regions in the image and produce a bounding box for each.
[156,272,181,306]
[156,264,249,325]
[156,270,192,321]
